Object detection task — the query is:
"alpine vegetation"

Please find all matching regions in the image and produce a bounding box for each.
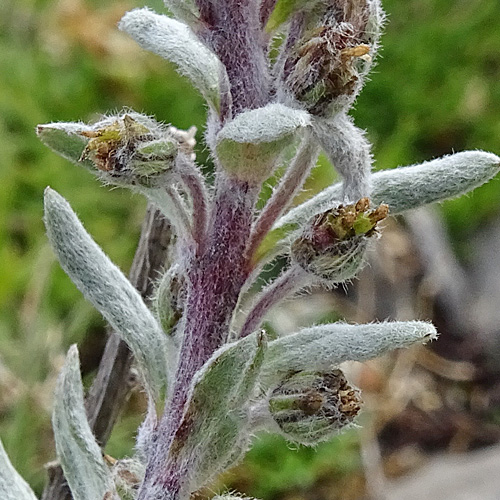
[3,0,499,499]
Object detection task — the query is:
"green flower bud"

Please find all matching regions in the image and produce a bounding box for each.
[291,198,388,282]
[286,30,370,115]
[38,112,184,189]
[80,114,178,187]
[269,368,362,445]
[280,0,384,116]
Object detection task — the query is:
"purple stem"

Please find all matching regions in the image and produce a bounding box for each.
[217,65,233,124]
[194,0,216,27]
[277,12,305,84]
[138,3,273,497]
[176,154,209,255]
[137,176,258,499]
[239,264,311,339]
[246,138,319,264]
[201,1,270,114]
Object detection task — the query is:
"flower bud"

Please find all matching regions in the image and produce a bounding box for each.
[268,368,361,445]
[80,113,178,187]
[291,198,388,282]
[280,1,384,115]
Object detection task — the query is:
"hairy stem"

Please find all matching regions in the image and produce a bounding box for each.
[240,264,311,339]
[276,12,306,88]
[313,114,373,202]
[246,138,319,264]
[138,175,258,499]
[176,153,209,254]
[199,0,270,115]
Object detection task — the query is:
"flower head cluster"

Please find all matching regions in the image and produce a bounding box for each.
[2,1,500,500]
[279,0,383,115]
[267,368,362,445]
[292,198,388,282]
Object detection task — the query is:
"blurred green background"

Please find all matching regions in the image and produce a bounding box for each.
[0,0,499,497]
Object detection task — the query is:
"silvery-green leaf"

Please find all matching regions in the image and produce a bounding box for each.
[52,345,112,500]
[312,114,372,202]
[119,8,223,110]
[44,188,170,398]
[169,332,267,494]
[254,151,500,264]
[36,122,93,170]
[260,321,437,391]
[216,104,311,183]
[218,103,311,145]
[277,151,500,231]
[370,151,500,212]
[0,439,37,500]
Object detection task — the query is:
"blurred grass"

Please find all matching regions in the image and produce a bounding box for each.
[0,0,499,497]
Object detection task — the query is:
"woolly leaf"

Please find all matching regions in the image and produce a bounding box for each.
[36,122,93,170]
[44,188,170,399]
[0,439,38,500]
[312,114,373,202]
[153,263,185,336]
[258,151,500,263]
[216,104,311,183]
[278,151,500,229]
[260,321,437,391]
[169,332,267,494]
[52,345,112,500]
[119,8,223,110]
[370,151,500,213]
